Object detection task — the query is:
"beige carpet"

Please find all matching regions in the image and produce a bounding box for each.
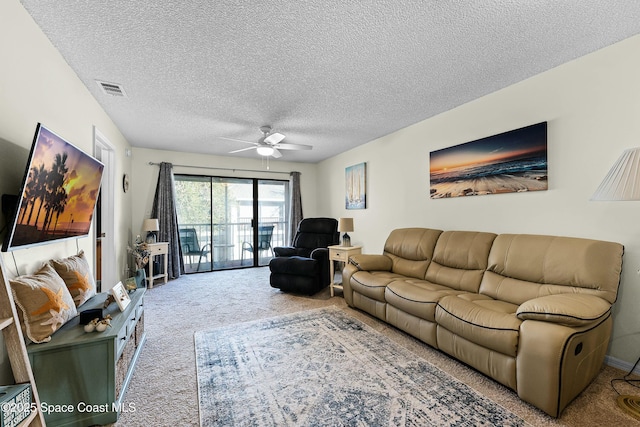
[116,267,640,426]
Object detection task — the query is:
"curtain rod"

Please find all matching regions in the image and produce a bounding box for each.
[148,162,293,175]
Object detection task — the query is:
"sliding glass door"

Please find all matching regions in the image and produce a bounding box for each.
[175,175,289,273]
[256,179,289,265]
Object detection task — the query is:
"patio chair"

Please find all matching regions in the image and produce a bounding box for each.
[179,228,211,272]
[241,224,274,265]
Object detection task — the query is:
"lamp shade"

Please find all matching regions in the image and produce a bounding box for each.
[338,217,354,232]
[142,218,160,232]
[592,148,640,201]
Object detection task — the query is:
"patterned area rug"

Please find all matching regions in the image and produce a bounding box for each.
[195,307,526,426]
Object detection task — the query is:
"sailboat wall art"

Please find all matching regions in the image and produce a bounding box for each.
[429,122,548,199]
[346,162,366,209]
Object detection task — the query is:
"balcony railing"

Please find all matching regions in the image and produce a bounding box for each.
[179,220,286,272]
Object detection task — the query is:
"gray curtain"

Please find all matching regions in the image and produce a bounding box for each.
[151,162,184,279]
[289,171,303,245]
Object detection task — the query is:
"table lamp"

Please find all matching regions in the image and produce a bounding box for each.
[592,148,640,201]
[591,147,640,419]
[143,218,160,243]
[338,217,354,247]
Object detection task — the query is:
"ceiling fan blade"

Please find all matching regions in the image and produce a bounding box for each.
[264,132,285,145]
[271,148,283,158]
[275,143,312,151]
[219,136,258,145]
[229,146,257,154]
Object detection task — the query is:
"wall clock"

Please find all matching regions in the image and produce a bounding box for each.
[122,174,130,193]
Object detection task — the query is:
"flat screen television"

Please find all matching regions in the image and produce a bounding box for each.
[2,123,104,252]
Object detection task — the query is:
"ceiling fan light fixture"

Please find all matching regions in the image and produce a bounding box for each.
[256,146,274,156]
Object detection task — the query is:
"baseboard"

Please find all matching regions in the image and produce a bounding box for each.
[605,354,640,375]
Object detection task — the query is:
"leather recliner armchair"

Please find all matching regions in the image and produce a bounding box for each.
[269,218,339,295]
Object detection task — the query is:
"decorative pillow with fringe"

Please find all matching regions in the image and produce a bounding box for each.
[50,250,97,307]
[10,263,77,343]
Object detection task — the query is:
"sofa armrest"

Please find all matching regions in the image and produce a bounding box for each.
[273,246,297,257]
[516,294,611,327]
[348,254,393,272]
[310,247,329,261]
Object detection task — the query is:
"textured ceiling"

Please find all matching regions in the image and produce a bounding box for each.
[19,1,640,163]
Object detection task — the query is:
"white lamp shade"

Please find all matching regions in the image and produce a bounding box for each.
[142,218,160,232]
[338,217,354,232]
[592,148,640,201]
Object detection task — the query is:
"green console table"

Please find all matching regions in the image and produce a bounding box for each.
[27,288,146,427]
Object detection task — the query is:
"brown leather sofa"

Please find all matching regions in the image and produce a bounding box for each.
[342,228,624,417]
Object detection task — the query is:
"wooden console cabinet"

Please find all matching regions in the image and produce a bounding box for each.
[27,288,146,427]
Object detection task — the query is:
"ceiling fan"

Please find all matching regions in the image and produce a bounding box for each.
[222,126,312,158]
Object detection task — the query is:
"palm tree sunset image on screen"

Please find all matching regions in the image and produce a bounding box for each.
[3,124,104,251]
[429,122,547,199]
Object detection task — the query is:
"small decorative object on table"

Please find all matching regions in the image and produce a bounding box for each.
[128,243,150,271]
[83,318,99,333]
[133,268,146,288]
[80,308,103,325]
[83,315,112,333]
[110,281,131,311]
[96,315,112,332]
[103,294,115,309]
[125,276,138,292]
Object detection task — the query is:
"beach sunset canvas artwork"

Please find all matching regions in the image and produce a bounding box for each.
[430,122,547,199]
[3,124,104,250]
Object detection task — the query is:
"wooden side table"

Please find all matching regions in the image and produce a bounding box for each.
[146,242,168,288]
[328,245,362,297]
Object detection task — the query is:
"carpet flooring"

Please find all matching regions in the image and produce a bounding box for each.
[116,267,640,426]
[195,307,526,426]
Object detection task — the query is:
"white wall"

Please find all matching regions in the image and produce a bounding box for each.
[0,0,133,279]
[0,0,133,380]
[318,34,640,365]
[130,147,318,240]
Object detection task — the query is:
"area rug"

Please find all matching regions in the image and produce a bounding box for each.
[195,307,527,426]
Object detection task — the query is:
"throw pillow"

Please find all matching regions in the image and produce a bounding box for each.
[10,263,78,343]
[50,250,97,307]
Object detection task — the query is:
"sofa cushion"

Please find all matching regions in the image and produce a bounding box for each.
[385,279,462,322]
[269,256,318,276]
[350,271,406,302]
[436,294,521,357]
[517,294,611,327]
[348,254,393,272]
[425,230,496,293]
[483,234,623,304]
[292,217,339,250]
[382,228,442,279]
